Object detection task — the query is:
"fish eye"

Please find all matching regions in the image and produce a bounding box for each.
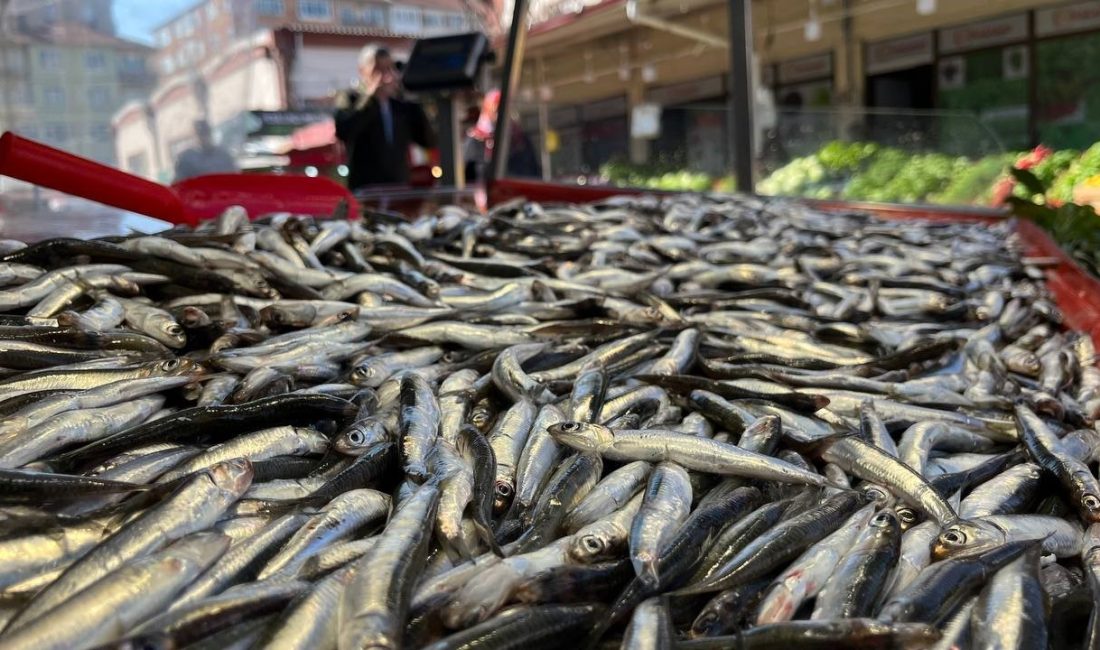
[348,431,365,446]
[942,530,966,545]
[1085,495,1100,510]
[494,482,513,498]
[581,536,603,554]
[897,509,916,523]
[872,512,893,525]
[560,422,579,432]
[338,310,355,321]
[160,359,180,371]
[167,324,184,336]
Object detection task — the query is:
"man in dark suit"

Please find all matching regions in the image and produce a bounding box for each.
[334,45,436,189]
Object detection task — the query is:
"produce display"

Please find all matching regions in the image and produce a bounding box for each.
[0,196,1094,648]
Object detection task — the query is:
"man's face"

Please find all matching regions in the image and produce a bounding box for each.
[362,54,398,98]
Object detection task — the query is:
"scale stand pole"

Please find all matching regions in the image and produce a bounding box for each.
[437,94,466,189]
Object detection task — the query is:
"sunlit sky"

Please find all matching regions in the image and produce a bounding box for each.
[113,0,200,44]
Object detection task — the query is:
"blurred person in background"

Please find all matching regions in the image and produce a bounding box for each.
[464,89,540,182]
[173,119,238,182]
[335,45,435,189]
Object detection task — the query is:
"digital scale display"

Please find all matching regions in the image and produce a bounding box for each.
[402,33,489,91]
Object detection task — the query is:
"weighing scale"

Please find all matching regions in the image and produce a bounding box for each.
[402,32,492,189]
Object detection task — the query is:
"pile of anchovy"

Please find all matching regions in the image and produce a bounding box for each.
[0,194,1094,649]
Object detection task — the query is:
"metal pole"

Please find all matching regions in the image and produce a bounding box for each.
[726,0,753,193]
[437,94,466,188]
[489,0,530,184]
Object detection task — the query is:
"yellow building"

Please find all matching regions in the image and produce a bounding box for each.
[514,0,1100,178]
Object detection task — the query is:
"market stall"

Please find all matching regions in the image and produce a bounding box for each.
[0,1,1098,648]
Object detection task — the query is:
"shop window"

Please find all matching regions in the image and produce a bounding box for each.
[937,46,1030,153]
[298,0,333,21]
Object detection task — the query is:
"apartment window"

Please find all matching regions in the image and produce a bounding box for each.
[162,56,175,75]
[84,51,107,70]
[206,2,219,19]
[257,0,284,16]
[424,11,444,30]
[90,123,112,141]
[8,84,31,106]
[38,48,61,71]
[298,0,333,21]
[87,87,110,109]
[445,13,465,28]
[391,6,421,32]
[44,123,68,143]
[157,29,170,46]
[340,6,363,24]
[43,86,65,109]
[119,54,146,74]
[364,5,387,26]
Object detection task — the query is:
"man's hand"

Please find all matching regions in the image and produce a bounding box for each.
[334,89,367,111]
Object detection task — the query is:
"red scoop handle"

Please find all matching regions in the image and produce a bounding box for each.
[0,132,185,222]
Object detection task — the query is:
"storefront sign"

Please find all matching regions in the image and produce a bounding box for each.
[644,76,723,106]
[777,53,832,84]
[583,95,627,121]
[938,14,1028,54]
[1036,2,1100,37]
[865,32,934,75]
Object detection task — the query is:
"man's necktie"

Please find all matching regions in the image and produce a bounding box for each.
[380,100,394,146]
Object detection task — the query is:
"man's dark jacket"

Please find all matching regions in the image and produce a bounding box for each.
[334,90,435,189]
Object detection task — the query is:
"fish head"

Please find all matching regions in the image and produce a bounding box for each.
[893,506,920,531]
[469,400,495,432]
[547,421,613,453]
[208,457,255,495]
[335,417,390,455]
[160,319,187,347]
[860,484,893,506]
[349,361,386,388]
[932,519,1003,560]
[149,357,204,378]
[316,308,361,329]
[569,528,615,562]
[260,304,312,328]
[869,509,901,538]
[179,306,212,328]
[1080,490,1100,522]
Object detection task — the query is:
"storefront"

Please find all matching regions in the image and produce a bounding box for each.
[1033,1,1100,150]
[935,13,1031,153]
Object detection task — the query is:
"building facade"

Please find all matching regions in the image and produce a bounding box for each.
[514,0,1100,180]
[152,0,476,78]
[115,0,479,182]
[0,22,154,166]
